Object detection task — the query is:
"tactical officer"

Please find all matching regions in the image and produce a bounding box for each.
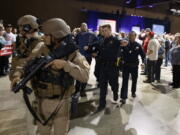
[10,15,43,80]
[97,24,127,111]
[11,18,90,135]
[9,15,43,135]
[120,31,145,104]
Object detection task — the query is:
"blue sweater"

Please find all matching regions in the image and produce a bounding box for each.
[76,32,97,57]
[171,46,180,65]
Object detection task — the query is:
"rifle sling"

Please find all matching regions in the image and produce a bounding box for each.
[23,87,66,126]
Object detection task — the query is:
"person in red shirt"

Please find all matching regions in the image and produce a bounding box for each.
[139,28,151,75]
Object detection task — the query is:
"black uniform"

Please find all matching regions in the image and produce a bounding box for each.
[91,34,104,84]
[84,34,104,85]
[98,36,120,109]
[120,41,145,100]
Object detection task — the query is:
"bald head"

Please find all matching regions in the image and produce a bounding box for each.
[128,31,137,42]
[80,23,88,32]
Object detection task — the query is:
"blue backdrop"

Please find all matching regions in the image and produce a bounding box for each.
[87,10,170,33]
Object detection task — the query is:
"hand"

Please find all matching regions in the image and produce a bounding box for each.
[141,64,145,70]
[84,46,89,51]
[92,53,97,57]
[141,63,145,67]
[120,40,128,46]
[45,59,67,70]
[11,77,20,90]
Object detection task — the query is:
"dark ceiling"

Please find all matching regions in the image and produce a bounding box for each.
[78,0,180,16]
[124,0,171,8]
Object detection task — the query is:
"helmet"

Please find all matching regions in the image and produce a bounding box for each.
[18,15,39,31]
[175,33,180,38]
[42,18,71,39]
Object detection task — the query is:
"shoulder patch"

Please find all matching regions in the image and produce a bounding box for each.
[83,60,90,68]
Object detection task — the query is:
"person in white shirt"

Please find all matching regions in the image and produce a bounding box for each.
[144,32,160,83]
[4,24,16,45]
[2,24,16,74]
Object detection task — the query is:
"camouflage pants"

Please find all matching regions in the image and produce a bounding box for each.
[24,92,37,135]
[37,98,71,135]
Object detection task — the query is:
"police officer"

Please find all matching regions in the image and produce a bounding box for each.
[9,15,44,135]
[11,18,90,135]
[93,26,104,86]
[120,31,145,104]
[86,26,104,87]
[97,24,126,111]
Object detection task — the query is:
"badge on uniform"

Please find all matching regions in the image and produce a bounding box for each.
[109,41,113,44]
[129,50,132,54]
[61,41,67,46]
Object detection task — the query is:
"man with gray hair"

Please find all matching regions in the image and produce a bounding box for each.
[170,33,180,88]
[120,31,145,104]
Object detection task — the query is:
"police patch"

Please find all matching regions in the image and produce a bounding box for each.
[83,61,90,68]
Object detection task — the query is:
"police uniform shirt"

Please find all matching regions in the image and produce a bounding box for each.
[100,36,120,61]
[120,41,145,65]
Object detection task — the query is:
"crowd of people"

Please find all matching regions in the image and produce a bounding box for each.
[0,15,180,135]
[72,23,180,106]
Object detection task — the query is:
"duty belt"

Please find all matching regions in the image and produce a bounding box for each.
[47,95,61,99]
[124,63,138,66]
[40,76,64,85]
[101,60,116,66]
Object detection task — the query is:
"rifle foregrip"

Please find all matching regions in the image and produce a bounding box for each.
[12,83,22,93]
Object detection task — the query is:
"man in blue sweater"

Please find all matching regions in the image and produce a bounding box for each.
[170,33,180,88]
[75,23,97,96]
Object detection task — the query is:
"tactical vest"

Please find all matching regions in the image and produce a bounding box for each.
[30,49,77,98]
[10,36,43,80]
[14,36,42,58]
